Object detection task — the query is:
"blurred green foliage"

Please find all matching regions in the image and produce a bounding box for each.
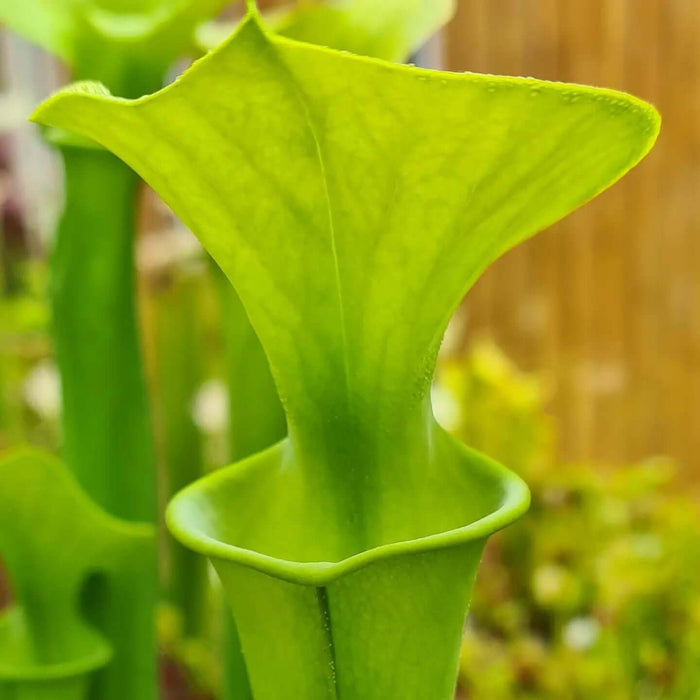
[440,340,700,700]
[0,261,57,452]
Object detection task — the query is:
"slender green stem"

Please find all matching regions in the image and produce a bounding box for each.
[53,146,156,523]
[216,266,286,700]
[154,274,207,635]
[51,146,157,699]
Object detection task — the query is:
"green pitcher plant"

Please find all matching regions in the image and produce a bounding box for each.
[31,2,660,697]
[199,0,455,62]
[0,449,153,700]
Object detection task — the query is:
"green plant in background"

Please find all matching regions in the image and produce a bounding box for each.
[270,0,454,61]
[199,0,455,61]
[0,0,238,518]
[151,268,208,639]
[440,342,700,699]
[0,1,233,697]
[31,2,659,695]
[0,449,152,700]
[0,264,54,452]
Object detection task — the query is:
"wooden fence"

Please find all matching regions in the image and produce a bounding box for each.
[445,0,700,476]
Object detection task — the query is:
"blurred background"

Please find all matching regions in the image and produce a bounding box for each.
[1,1,699,699]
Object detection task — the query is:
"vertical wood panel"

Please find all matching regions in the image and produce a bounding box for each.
[623,0,662,462]
[447,0,495,336]
[555,1,599,460]
[522,0,563,412]
[486,0,530,367]
[445,0,699,478]
[591,0,627,462]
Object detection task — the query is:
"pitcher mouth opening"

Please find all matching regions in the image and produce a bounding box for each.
[167,435,531,587]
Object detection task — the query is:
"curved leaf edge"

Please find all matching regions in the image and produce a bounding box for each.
[31,12,661,139]
[0,447,153,681]
[0,610,111,681]
[0,447,153,541]
[166,438,530,587]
